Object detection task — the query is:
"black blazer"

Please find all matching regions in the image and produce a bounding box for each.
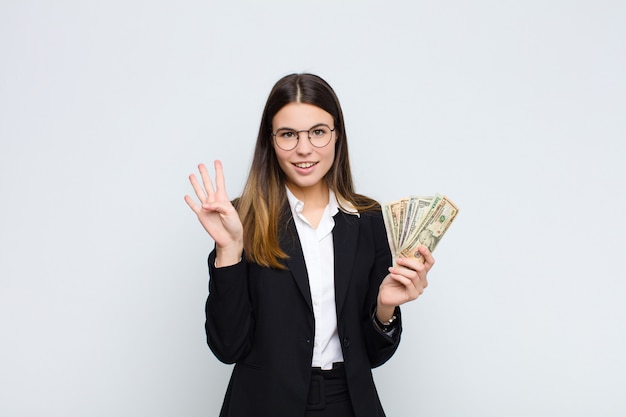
[205,207,402,417]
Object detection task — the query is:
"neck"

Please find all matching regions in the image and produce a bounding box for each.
[286,181,329,208]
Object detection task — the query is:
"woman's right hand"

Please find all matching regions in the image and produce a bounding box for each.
[184,161,244,267]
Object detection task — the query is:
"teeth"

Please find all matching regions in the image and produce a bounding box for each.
[295,162,316,168]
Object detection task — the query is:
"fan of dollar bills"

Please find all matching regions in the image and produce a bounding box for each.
[382,194,459,263]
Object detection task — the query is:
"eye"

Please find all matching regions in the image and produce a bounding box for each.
[277,129,297,139]
[311,127,329,137]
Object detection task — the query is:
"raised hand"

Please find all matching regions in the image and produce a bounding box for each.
[184,161,244,267]
[376,245,435,321]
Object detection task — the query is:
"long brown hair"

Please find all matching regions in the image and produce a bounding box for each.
[236,73,378,268]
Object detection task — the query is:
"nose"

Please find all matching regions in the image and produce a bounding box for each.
[294,130,313,153]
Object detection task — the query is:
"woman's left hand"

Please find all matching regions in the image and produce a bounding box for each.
[377,245,435,314]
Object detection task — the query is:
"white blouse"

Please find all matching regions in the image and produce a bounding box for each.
[285,188,358,370]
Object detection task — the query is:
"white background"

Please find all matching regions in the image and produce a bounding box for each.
[1,1,625,416]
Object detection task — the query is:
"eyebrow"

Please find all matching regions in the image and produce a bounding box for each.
[275,122,329,131]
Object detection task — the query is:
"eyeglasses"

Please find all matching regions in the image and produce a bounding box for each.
[272,124,335,151]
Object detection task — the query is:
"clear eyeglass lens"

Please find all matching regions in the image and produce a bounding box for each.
[274,125,332,150]
[309,126,331,145]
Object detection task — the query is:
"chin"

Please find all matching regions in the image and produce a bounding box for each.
[287,177,325,190]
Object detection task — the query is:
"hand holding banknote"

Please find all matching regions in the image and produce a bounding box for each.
[377,248,434,311]
[376,194,457,317]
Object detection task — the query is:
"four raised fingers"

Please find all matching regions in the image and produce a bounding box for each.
[185,161,222,214]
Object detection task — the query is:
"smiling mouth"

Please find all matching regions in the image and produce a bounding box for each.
[293,162,318,169]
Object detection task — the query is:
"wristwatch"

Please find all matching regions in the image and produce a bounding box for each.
[373,308,399,333]
[380,315,397,326]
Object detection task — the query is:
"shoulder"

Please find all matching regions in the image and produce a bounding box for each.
[335,191,380,213]
[353,194,382,216]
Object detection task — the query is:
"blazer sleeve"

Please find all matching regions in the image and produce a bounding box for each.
[204,250,254,364]
[362,209,403,368]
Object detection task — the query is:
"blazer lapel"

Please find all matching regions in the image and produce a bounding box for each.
[281,215,313,312]
[332,210,360,317]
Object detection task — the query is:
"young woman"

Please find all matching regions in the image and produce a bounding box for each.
[185,73,435,417]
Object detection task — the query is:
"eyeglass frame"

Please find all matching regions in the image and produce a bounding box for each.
[271,123,336,151]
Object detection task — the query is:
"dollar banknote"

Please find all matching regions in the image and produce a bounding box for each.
[382,202,400,256]
[383,194,459,263]
[399,195,434,247]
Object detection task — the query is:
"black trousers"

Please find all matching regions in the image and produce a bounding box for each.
[305,363,356,417]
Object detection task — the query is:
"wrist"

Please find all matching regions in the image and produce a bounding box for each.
[373,306,400,334]
[215,244,243,268]
[375,303,396,323]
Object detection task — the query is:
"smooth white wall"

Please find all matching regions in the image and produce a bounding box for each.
[1,1,625,416]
